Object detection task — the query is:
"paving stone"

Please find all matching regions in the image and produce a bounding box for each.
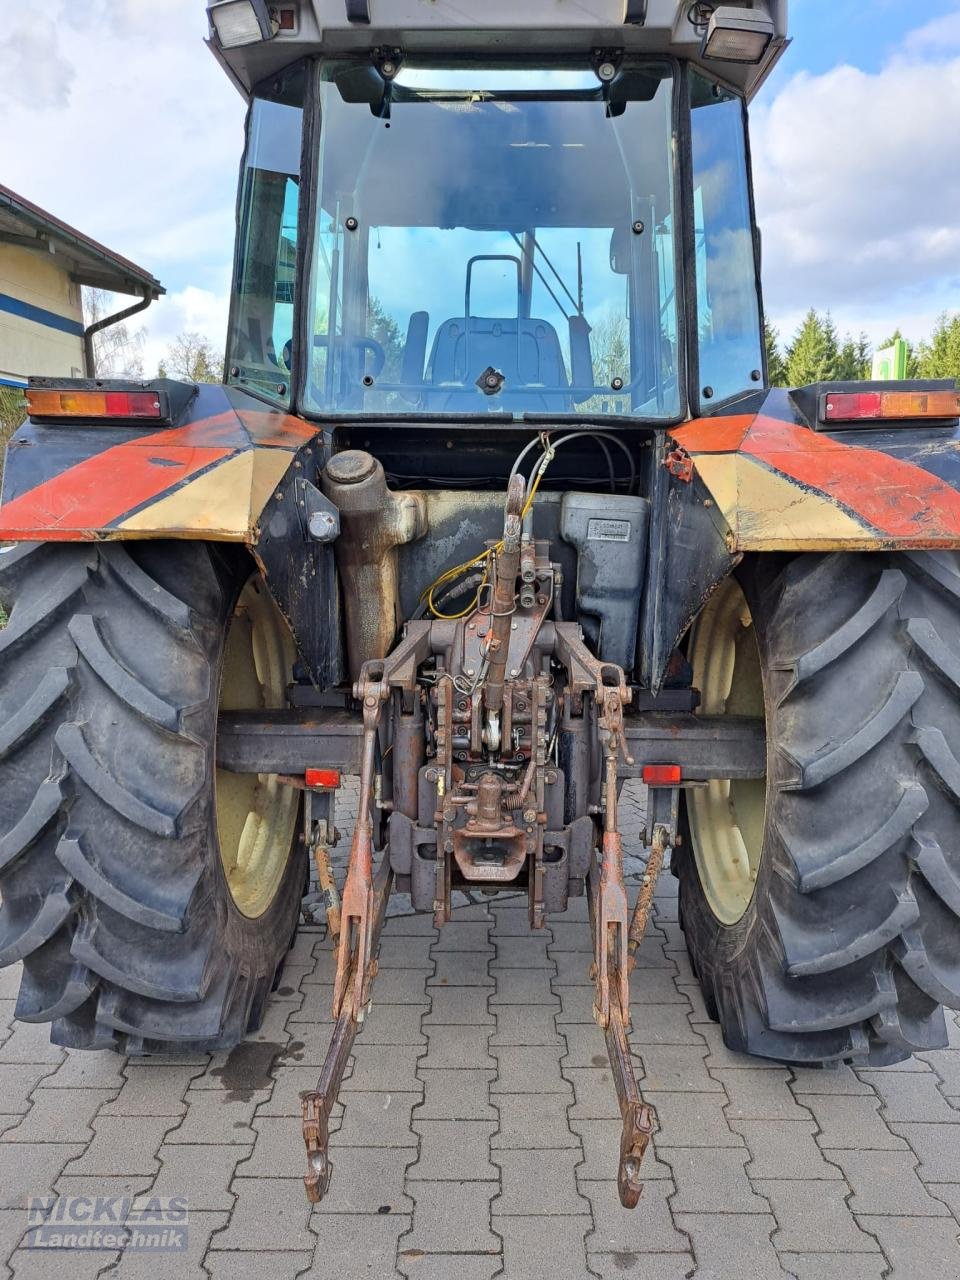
[1,1088,117,1144]
[584,1179,688,1254]
[379,936,437,968]
[790,1066,877,1096]
[927,1183,960,1220]
[552,984,598,1025]
[663,1147,770,1213]
[363,967,434,1004]
[627,969,688,1006]
[675,1212,784,1280]
[570,1119,671,1182]
[310,1147,416,1213]
[490,1004,561,1046]
[492,1149,588,1216]
[350,1004,429,1046]
[107,1208,228,1280]
[778,1255,886,1280]
[565,1067,622,1119]
[0,1066,60,1116]
[53,1174,155,1201]
[410,1121,497,1181]
[332,1090,421,1148]
[623,933,673,970]
[428,953,493,987]
[675,979,714,1024]
[858,1070,960,1123]
[210,1177,315,1251]
[646,1091,744,1147]
[402,1181,499,1254]
[732,1120,841,1180]
[343,1043,425,1092]
[145,1142,247,1211]
[826,1148,950,1216]
[8,1244,121,1278]
[100,1066,204,1116]
[756,1178,882,1253]
[886,1120,960,1183]
[397,1251,501,1280]
[491,908,545,935]
[607,1005,702,1044]
[560,1022,621,1070]
[383,913,440,937]
[164,1088,271,1144]
[204,1250,314,1279]
[805,1094,910,1150]
[493,1093,581,1150]
[420,1025,493,1070]
[918,1047,960,1097]
[490,971,560,1008]
[256,1064,343,1116]
[498,1214,593,1280]
[0,1207,26,1268]
[422,988,493,1026]
[431,923,493,953]
[64,1115,176,1177]
[416,1068,497,1120]
[492,1047,572,1096]
[239,1115,328,1178]
[714,1068,810,1121]
[491,935,554,968]
[637,1044,723,1093]
[0,1024,64,1066]
[855,1215,960,1280]
[40,1052,127,1090]
[550,952,594,986]
[545,922,593,953]
[587,1252,693,1280]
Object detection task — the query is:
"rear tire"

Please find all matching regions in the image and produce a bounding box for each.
[0,541,305,1054]
[676,551,960,1066]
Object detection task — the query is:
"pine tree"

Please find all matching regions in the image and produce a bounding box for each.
[764,319,788,387]
[784,310,840,386]
[916,314,960,383]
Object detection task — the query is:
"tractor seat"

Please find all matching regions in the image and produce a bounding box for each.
[422,315,570,411]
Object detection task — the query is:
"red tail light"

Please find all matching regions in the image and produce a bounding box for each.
[822,390,960,424]
[26,388,165,421]
[305,768,341,790]
[642,764,682,787]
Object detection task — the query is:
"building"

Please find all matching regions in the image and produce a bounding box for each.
[0,183,163,390]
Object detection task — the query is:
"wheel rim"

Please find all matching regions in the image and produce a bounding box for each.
[216,577,299,919]
[687,577,767,926]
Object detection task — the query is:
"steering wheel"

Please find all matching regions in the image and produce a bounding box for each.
[282,335,387,380]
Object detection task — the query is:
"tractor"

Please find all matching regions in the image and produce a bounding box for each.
[2,0,960,1208]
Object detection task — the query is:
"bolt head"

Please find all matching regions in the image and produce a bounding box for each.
[598,60,616,80]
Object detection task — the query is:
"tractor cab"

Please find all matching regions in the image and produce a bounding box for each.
[214,0,788,425]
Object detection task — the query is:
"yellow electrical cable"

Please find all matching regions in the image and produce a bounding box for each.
[420,437,555,620]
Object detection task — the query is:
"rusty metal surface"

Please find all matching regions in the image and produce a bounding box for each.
[321,450,427,681]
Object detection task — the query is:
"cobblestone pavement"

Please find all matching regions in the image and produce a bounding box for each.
[2,780,960,1278]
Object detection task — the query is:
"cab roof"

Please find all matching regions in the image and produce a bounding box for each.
[208,0,789,102]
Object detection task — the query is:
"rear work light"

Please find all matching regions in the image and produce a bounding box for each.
[26,388,166,421]
[642,764,683,787]
[822,390,960,425]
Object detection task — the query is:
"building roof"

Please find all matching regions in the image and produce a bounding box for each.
[0,183,164,299]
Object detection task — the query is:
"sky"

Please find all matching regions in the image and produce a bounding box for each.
[1,0,958,371]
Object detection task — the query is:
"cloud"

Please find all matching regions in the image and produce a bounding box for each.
[905,11,960,53]
[0,16,74,109]
[139,283,232,377]
[752,29,960,346]
[2,0,243,304]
